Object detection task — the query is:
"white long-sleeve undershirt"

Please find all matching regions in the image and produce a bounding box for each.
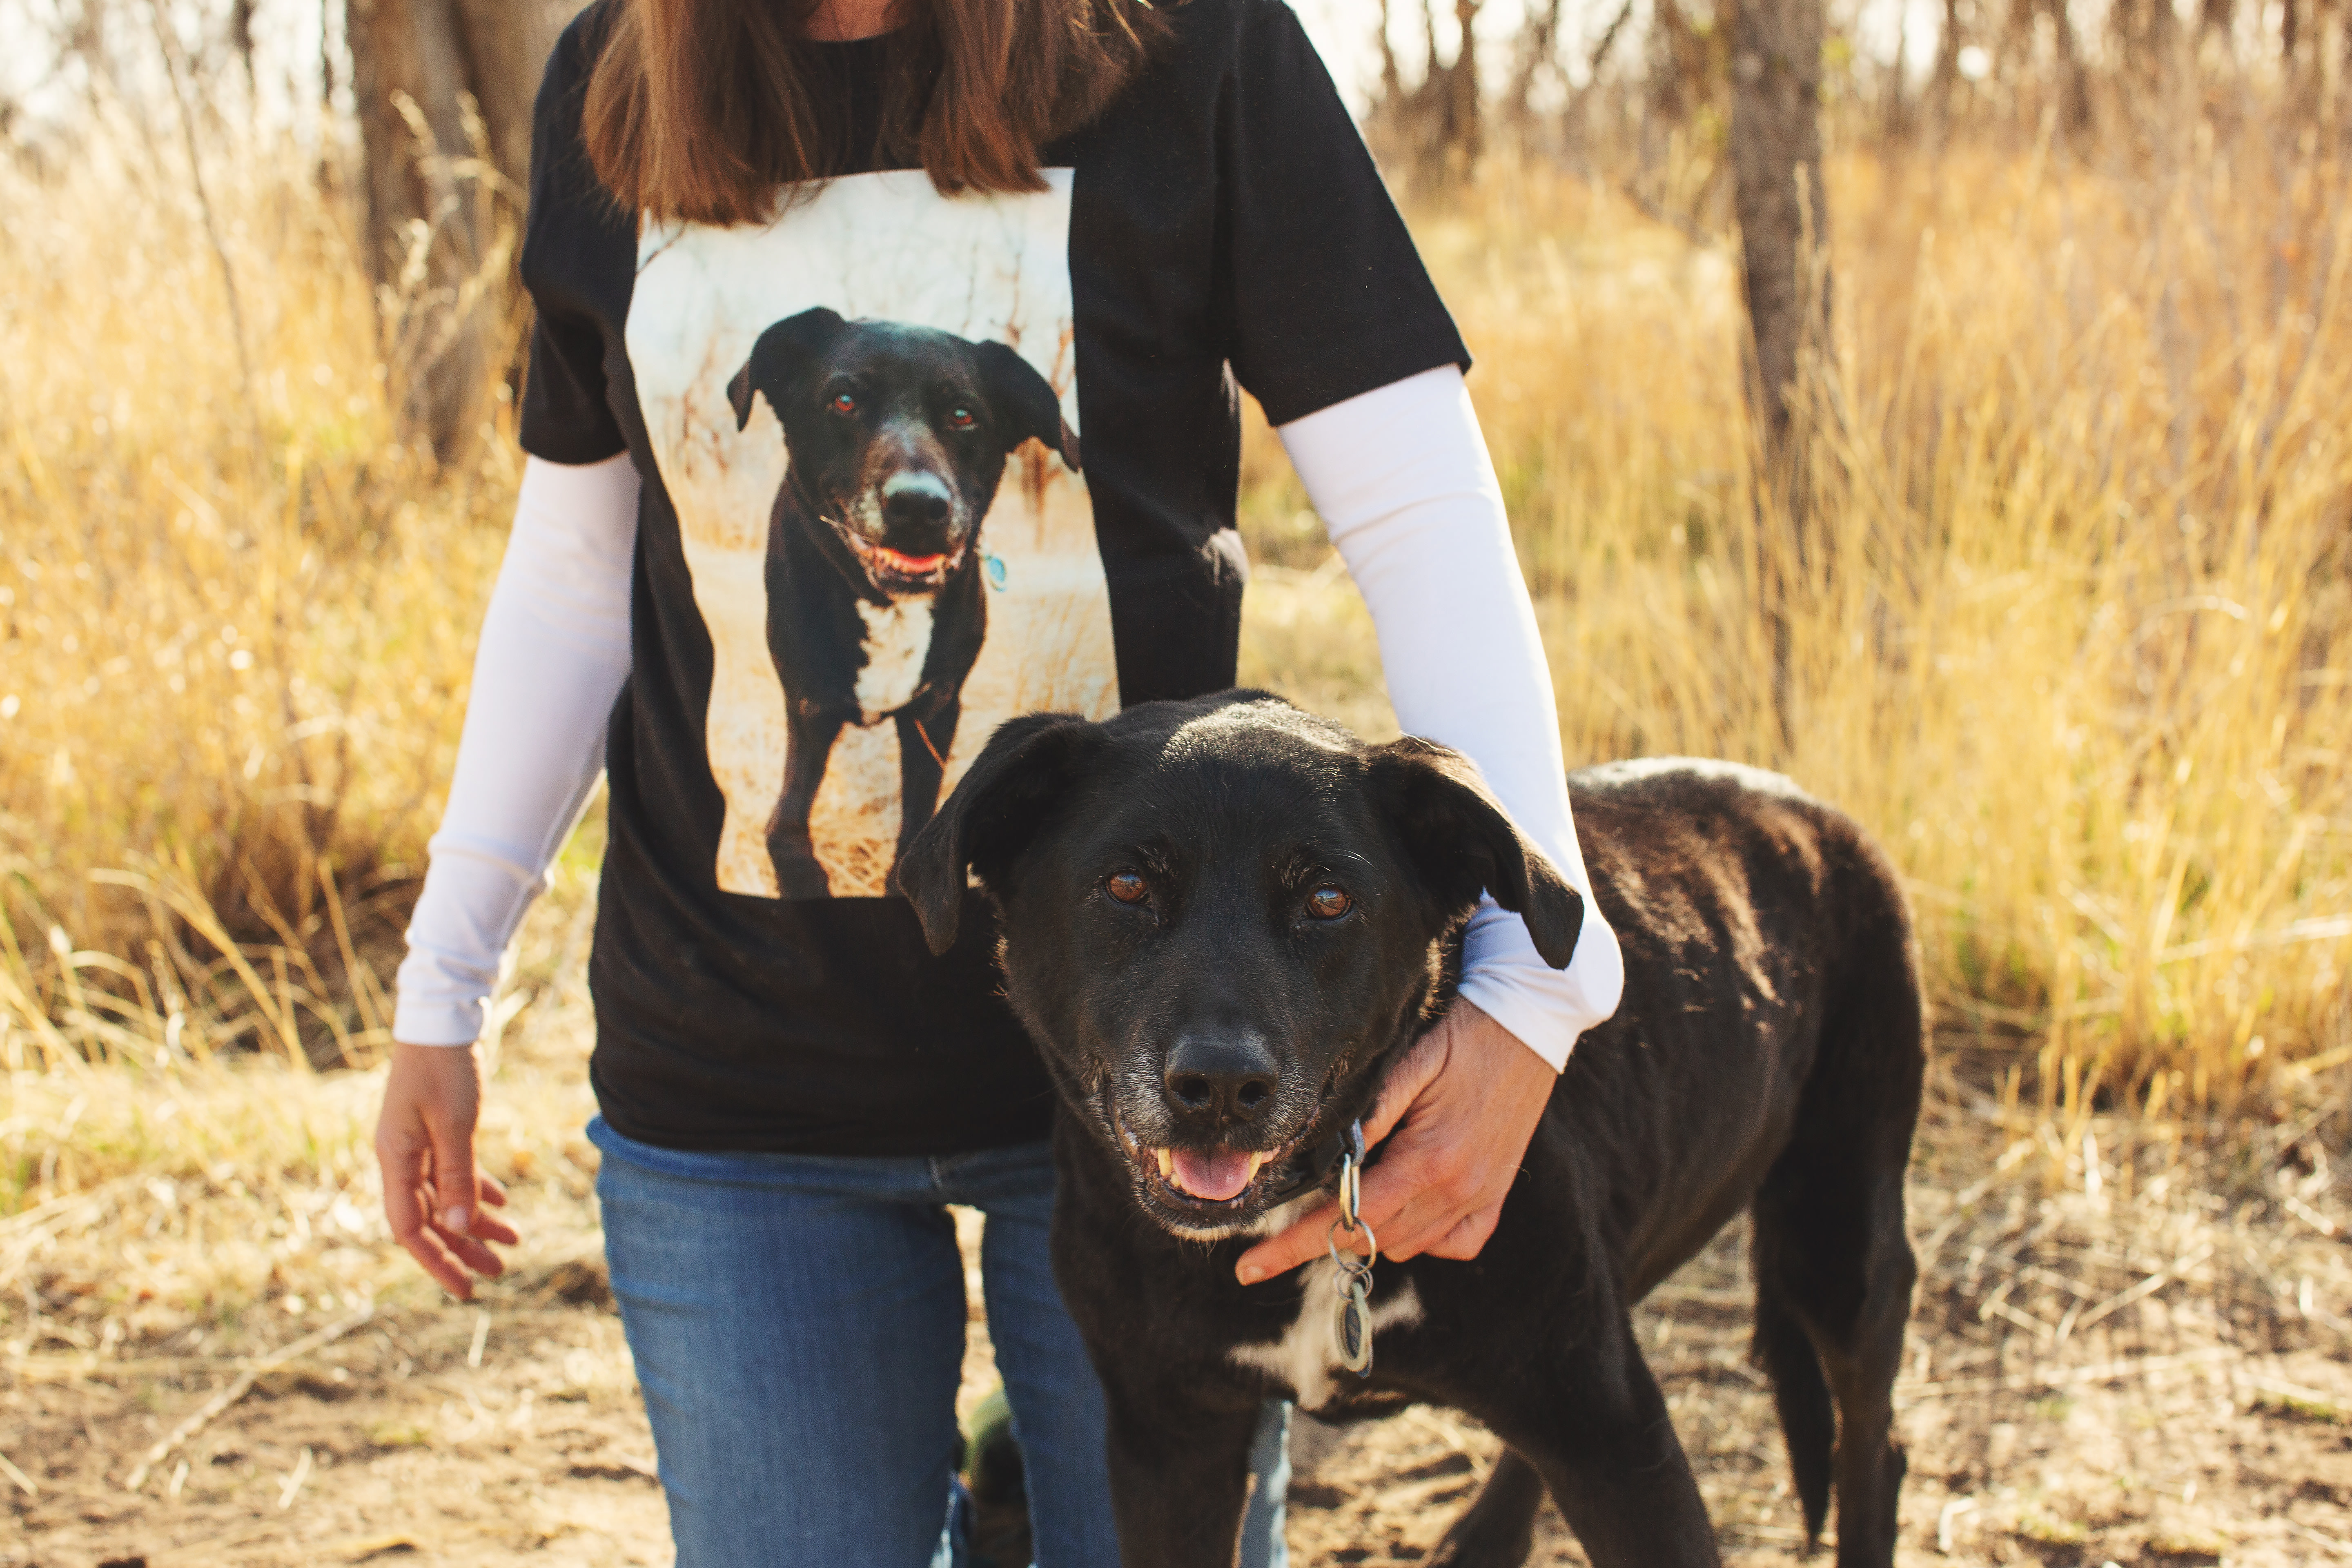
[1279,366,1623,1070]
[394,366,1624,1069]
[392,453,639,1046]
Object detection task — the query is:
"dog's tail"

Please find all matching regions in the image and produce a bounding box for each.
[1751,1281,1835,1541]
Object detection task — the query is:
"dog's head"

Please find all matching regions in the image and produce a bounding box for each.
[897,692,1583,1238]
[727,307,1081,596]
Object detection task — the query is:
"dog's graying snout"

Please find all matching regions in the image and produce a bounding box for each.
[881,472,954,532]
[1163,1033,1281,1124]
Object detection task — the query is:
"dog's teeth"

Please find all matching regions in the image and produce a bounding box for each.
[1245,1151,1270,1180]
[1154,1148,1174,1180]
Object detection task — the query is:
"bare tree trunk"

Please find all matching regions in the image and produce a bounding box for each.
[232,0,258,88]
[450,0,564,179]
[2118,0,2180,84]
[1449,0,1481,161]
[1929,0,1963,124]
[1376,0,1403,100]
[2050,0,2093,133]
[1731,0,1829,741]
[1732,0,1827,459]
[1506,0,1562,136]
[2198,0,2233,40]
[1881,0,1909,137]
[345,0,576,461]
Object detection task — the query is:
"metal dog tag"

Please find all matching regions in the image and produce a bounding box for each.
[1336,1276,1374,1376]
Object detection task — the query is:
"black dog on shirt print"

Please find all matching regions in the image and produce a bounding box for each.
[727,307,1082,899]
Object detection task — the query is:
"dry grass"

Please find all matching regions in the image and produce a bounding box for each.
[1,116,2345,1118]
[1249,136,2352,1119]
[1,80,2348,1202]
[0,852,605,1314]
[0,123,520,1080]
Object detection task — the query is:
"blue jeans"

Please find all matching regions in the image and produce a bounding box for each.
[592,1118,1290,1567]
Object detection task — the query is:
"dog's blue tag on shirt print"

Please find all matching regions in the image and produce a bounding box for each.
[984,552,1007,591]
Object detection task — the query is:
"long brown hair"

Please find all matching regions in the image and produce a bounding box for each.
[583,0,1165,226]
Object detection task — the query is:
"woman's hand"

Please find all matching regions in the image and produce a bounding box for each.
[1233,999,1554,1285]
[376,1040,518,1301]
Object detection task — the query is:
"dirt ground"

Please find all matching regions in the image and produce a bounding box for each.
[10,1026,2352,1568]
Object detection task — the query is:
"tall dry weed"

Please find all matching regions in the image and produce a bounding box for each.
[0,120,518,1072]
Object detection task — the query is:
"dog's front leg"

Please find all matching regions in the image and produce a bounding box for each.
[766,703,846,898]
[1098,1375,1263,1568]
[1486,1312,1722,1568]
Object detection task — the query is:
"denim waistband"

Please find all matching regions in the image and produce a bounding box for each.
[587,1114,1054,1200]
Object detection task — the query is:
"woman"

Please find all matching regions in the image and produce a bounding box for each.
[373,0,1626,1559]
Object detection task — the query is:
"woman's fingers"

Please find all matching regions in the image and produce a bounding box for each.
[384,1143,477,1299]
[425,1101,481,1237]
[377,1040,516,1301]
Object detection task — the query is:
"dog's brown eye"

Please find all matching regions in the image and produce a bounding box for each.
[828,391,858,415]
[1306,886,1352,920]
[948,406,976,430]
[1105,871,1148,905]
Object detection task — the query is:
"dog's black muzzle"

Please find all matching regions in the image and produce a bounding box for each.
[1161,1031,1280,1128]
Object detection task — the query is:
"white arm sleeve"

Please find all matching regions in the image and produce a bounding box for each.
[392,453,639,1046]
[1276,365,1624,1071]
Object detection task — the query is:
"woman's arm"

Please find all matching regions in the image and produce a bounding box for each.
[1272,363,1624,1067]
[1236,365,1624,1282]
[393,452,640,1044]
[378,452,638,1298]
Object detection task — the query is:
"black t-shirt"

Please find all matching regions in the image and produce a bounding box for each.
[517,0,1466,1154]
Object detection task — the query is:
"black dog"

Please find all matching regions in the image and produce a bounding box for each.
[727,307,1080,897]
[899,692,1924,1568]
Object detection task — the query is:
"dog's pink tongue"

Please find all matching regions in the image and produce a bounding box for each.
[1170,1147,1254,1202]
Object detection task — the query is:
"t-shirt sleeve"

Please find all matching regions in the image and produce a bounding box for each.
[517,10,629,465]
[1221,0,1468,426]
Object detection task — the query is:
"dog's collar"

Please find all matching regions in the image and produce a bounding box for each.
[1256,1117,1370,1210]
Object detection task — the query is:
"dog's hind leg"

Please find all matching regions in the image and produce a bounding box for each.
[1752,1171,1914,1568]
[1427,1448,1543,1568]
[1751,889,1925,1568]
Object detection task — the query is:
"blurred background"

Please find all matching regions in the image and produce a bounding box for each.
[2,0,2351,1560]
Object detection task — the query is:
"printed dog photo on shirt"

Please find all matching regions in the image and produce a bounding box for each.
[628,170,1118,899]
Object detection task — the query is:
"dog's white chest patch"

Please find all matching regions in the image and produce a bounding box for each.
[854,597,934,724]
[1227,1263,1423,1412]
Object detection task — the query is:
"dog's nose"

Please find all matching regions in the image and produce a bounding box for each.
[881,474,953,532]
[1162,1033,1280,1124]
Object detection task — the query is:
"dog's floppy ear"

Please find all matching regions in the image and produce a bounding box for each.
[975,341,1082,473]
[726,306,849,432]
[1366,737,1584,970]
[896,711,1103,954]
